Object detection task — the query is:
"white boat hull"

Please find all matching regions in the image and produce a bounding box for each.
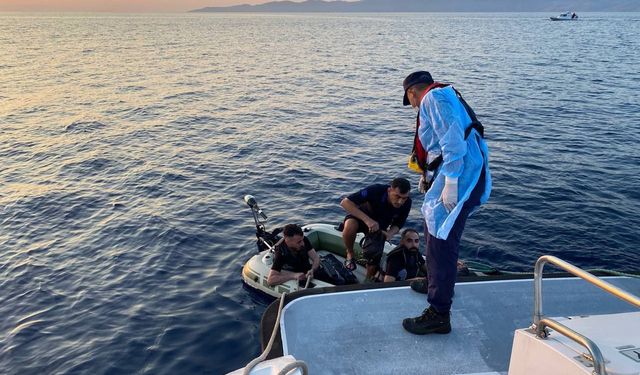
[550,12,578,21]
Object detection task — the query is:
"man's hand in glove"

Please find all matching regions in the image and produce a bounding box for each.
[441,177,458,212]
[419,174,428,193]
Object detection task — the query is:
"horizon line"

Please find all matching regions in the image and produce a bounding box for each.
[0,10,628,14]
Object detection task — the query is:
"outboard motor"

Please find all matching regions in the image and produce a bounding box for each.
[244,195,280,253]
[244,195,267,220]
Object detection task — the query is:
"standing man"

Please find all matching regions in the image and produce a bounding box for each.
[267,224,320,287]
[340,178,412,280]
[401,71,491,335]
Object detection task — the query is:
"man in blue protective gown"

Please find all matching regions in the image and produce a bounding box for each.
[401,71,491,335]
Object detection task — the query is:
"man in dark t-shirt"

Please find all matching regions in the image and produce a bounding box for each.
[267,224,320,287]
[384,228,427,282]
[340,177,412,278]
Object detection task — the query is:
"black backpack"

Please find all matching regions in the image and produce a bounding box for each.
[359,231,386,263]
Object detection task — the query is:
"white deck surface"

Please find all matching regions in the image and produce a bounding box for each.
[279,277,640,375]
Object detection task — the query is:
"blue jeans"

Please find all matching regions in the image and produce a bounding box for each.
[424,168,485,313]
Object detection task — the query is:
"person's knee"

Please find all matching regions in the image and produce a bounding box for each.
[342,219,359,253]
[344,218,359,229]
[342,218,359,235]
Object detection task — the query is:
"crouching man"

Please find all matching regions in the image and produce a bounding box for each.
[340,177,412,280]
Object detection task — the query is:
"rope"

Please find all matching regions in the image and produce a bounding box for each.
[497,268,640,278]
[499,270,537,276]
[465,260,640,279]
[242,276,312,375]
[586,269,640,279]
[278,361,309,375]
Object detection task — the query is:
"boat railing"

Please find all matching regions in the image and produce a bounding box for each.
[532,255,640,375]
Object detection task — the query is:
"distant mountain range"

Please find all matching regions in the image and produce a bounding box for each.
[191,0,640,13]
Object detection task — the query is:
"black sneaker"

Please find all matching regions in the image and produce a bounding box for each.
[402,306,451,335]
[410,278,429,294]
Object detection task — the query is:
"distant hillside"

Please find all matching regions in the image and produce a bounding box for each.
[191,0,640,13]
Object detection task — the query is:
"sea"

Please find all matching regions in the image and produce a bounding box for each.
[1,12,639,374]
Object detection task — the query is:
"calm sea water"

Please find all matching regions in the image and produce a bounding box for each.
[1,12,639,374]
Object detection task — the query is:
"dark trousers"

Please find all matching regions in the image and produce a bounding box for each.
[425,168,485,313]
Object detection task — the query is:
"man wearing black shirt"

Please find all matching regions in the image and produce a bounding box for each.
[383,228,427,282]
[340,177,412,278]
[267,224,320,287]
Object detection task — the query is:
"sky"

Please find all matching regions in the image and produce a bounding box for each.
[0,0,290,13]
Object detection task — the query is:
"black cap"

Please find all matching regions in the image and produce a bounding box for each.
[403,71,433,106]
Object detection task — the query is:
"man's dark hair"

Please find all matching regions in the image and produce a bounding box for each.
[282,224,304,237]
[401,228,420,239]
[390,177,411,194]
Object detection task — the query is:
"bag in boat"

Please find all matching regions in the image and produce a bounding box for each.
[360,230,386,265]
[316,254,358,285]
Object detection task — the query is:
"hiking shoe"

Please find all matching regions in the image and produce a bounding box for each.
[410,278,429,294]
[402,306,451,335]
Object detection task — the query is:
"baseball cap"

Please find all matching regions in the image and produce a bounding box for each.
[403,71,433,106]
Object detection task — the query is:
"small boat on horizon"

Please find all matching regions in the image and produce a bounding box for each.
[551,11,579,21]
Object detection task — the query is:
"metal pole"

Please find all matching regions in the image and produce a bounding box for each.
[538,318,607,375]
[533,255,640,327]
[532,255,640,375]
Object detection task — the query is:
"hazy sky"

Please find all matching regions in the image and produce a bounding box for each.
[0,0,293,12]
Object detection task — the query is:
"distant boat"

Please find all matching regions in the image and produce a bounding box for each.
[550,11,579,21]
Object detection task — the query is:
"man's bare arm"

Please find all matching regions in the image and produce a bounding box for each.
[340,198,379,232]
[308,249,320,276]
[267,269,304,286]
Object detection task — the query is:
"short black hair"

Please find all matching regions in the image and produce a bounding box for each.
[282,224,304,237]
[390,177,411,194]
[401,228,419,239]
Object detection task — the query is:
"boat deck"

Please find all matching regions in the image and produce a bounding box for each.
[268,276,640,375]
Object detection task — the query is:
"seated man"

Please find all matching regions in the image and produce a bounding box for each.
[267,224,320,287]
[340,177,412,278]
[383,228,427,282]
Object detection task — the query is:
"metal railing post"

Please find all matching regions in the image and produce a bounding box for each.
[537,318,606,375]
[533,255,640,326]
[531,255,640,375]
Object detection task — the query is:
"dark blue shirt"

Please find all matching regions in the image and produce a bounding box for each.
[346,184,411,230]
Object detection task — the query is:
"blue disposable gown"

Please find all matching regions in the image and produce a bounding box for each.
[418,86,492,240]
